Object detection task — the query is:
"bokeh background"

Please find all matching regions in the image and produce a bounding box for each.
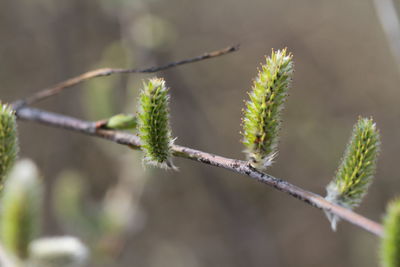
[1,0,400,266]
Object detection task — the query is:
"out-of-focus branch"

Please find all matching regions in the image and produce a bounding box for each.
[14,45,239,108]
[0,244,17,267]
[14,106,384,237]
[373,0,400,67]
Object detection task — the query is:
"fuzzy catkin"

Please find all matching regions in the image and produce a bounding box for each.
[0,159,43,259]
[0,103,18,188]
[381,198,400,267]
[242,49,293,170]
[325,117,380,230]
[137,78,175,169]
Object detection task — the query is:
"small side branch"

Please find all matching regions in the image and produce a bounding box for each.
[373,0,400,68]
[15,106,384,237]
[15,45,239,108]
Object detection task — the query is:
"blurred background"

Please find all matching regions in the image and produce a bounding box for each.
[1,0,399,266]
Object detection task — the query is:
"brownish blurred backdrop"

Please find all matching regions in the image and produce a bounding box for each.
[1,0,399,266]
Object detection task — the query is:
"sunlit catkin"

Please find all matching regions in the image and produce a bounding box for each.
[325,117,380,230]
[242,49,293,170]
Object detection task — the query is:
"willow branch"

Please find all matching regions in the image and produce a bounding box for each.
[14,45,238,108]
[14,106,384,237]
[373,0,400,68]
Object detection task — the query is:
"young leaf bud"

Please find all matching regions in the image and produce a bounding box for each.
[106,114,137,130]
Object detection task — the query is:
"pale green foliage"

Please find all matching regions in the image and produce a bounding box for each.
[0,103,18,188]
[0,159,43,259]
[28,236,88,267]
[325,117,380,230]
[52,170,94,237]
[106,114,137,130]
[137,78,175,169]
[242,49,293,170]
[381,198,400,267]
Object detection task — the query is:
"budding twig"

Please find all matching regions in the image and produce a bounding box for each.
[14,106,384,237]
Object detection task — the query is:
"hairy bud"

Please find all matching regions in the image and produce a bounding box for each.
[137,78,176,169]
[242,49,293,170]
[0,103,18,188]
[325,117,380,230]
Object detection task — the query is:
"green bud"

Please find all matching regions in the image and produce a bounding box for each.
[0,103,18,188]
[381,198,400,267]
[105,114,137,130]
[137,78,176,169]
[0,159,43,259]
[242,49,293,170]
[325,117,380,230]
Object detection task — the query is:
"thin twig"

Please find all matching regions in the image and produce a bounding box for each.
[373,0,400,68]
[14,45,239,108]
[14,106,384,237]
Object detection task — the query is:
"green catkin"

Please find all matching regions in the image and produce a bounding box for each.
[242,49,293,170]
[0,159,43,259]
[325,117,380,231]
[381,198,400,267]
[137,78,176,169]
[0,103,18,188]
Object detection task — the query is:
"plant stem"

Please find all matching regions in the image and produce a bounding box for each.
[13,45,239,108]
[14,106,384,237]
